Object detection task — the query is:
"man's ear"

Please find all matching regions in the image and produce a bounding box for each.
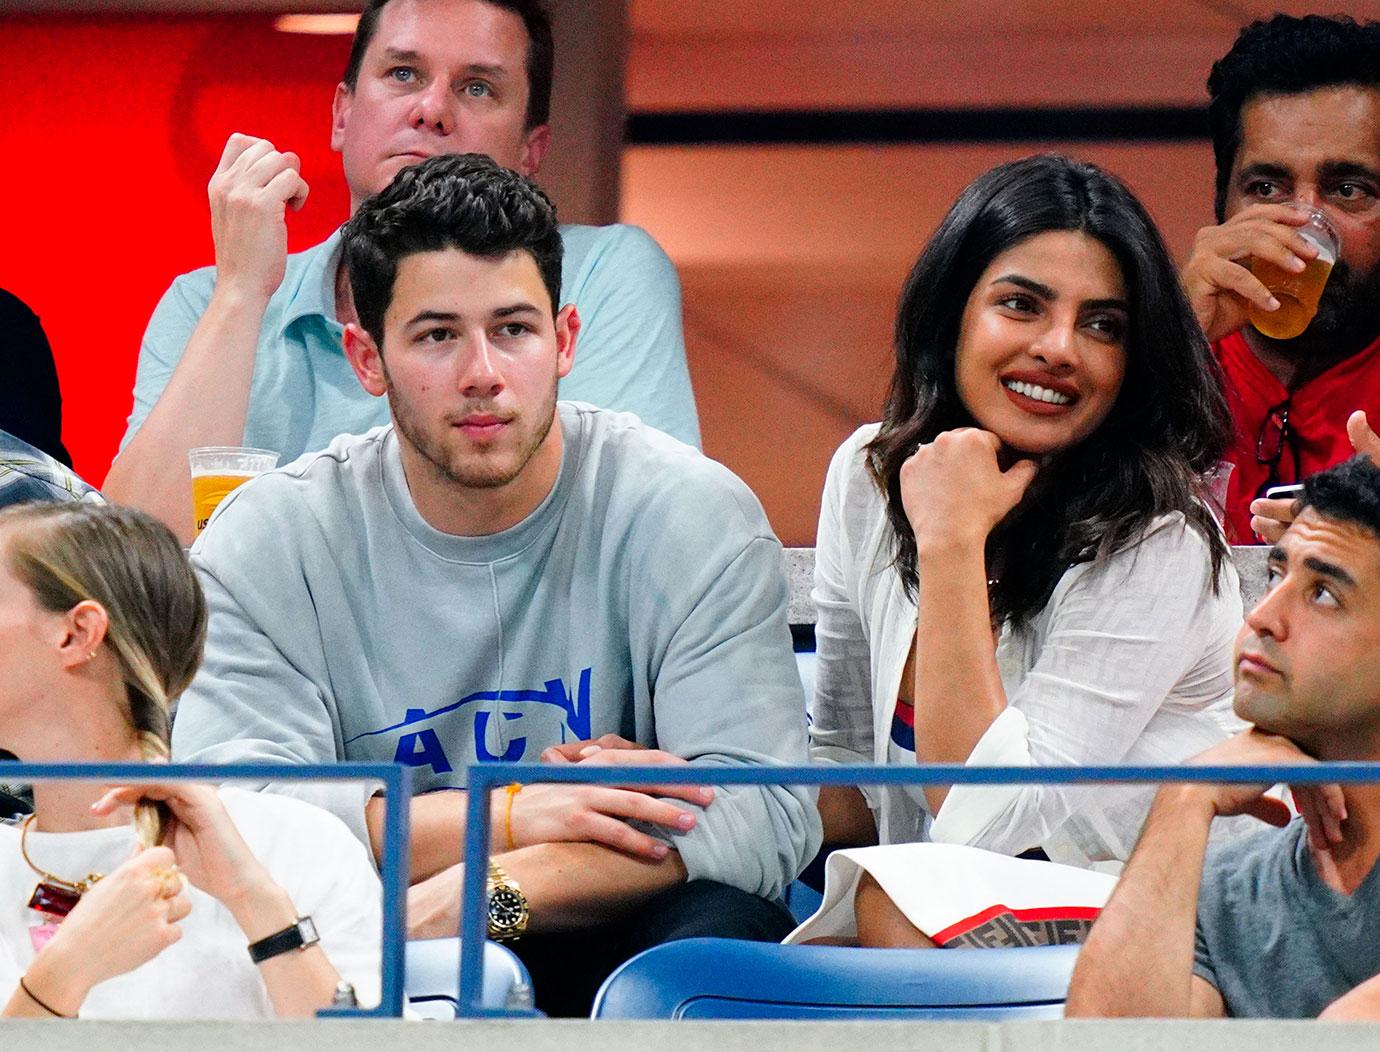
[343,323,389,397]
[58,600,109,671]
[330,82,354,154]
[518,124,552,178]
[555,304,579,380]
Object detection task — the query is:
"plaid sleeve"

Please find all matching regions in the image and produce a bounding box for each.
[0,430,102,508]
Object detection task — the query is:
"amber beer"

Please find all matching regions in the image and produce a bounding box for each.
[1249,208,1339,341]
[187,447,280,537]
[192,472,257,534]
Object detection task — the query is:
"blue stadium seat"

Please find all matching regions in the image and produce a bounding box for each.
[783,878,824,924]
[405,938,535,1018]
[591,938,1078,1020]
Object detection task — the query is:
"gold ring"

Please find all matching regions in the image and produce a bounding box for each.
[155,867,186,899]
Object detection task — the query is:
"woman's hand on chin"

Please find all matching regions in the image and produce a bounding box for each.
[92,783,279,913]
[28,845,190,1012]
[902,428,1039,552]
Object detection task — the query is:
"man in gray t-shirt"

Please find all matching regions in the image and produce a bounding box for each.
[172,153,818,1016]
[1194,821,1380,1017]
[1067,455,1380,1019]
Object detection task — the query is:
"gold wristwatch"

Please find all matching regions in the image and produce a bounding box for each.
[486,861,529,941]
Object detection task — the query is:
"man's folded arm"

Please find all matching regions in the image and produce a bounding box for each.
[1321,972,1380,1020]
[408,841,689,940]
[643,532,822,899]
[1065,785,1226,1018]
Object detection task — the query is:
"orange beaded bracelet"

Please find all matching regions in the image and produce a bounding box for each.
[503,782,523,852]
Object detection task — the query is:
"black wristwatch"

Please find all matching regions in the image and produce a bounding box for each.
[247,916,320,964]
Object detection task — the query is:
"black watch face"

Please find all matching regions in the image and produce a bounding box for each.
[490,887,526,930]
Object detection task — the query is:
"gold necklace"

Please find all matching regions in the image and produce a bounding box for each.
[20,815,105,919]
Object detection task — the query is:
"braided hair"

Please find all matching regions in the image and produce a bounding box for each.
[0,503,207,846]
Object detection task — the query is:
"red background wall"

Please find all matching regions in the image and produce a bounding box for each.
[0,16,356,484]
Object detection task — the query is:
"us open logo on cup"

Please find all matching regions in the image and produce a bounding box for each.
[187,447,279,536]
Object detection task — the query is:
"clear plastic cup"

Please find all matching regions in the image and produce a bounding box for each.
[1198,460,1234,530]
[1249,206,1340,341]
[188,446,279,536]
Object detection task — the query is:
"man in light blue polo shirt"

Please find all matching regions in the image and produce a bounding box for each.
[108,0,699,542]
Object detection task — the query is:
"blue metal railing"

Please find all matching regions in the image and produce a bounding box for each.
[23,758,1367,1019]
[1,761,411,1019]
[456,759,1380,1017]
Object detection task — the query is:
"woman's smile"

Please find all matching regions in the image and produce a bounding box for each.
[955,230,1129,457]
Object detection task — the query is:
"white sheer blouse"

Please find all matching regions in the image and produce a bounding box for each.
[809,424,1246,865]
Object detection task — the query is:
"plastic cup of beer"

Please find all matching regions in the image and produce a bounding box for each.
[1249,206,1340,340]
[188,446,279,536]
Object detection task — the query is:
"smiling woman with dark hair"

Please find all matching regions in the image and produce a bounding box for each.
[808,156,1246,932]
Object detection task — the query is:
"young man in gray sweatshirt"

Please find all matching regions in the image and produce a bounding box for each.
[171,152,819,1015]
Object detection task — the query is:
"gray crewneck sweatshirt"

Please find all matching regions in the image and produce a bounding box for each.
[172,402,819,897]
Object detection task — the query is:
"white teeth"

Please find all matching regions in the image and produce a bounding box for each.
[1004,379,1072,405]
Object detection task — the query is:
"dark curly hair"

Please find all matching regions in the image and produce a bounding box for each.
[1301,455,1380,543]
[342,0,554,131]
[868,154,1231,629]
[342,152,563,346]
[1208,14,1380,220]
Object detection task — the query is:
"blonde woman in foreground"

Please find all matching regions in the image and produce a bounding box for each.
[0,502,381,1019]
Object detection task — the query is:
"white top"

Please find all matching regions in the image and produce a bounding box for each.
[810,425,1246,865]
[0,788,382,1019]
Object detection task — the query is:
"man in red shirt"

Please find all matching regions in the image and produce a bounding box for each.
[1182,14,1380,543]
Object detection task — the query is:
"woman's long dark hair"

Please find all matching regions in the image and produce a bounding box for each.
[867,154,1231,628]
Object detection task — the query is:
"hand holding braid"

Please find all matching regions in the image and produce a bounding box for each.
[91,782,277,911]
